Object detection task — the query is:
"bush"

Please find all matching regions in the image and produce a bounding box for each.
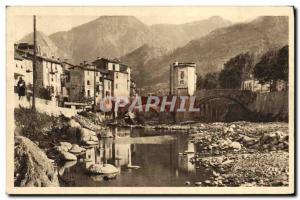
[14,107,57,141]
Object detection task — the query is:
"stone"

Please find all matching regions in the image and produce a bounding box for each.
[87,164,119,175]
[80,127,97,144]
[185,181,191,186]
[230,141,242,150]
[59,142,72,151]
[69,144,86,154]
[90,135,99,142]
[68,119,81,128]
[60,151,77,161]
[55,145,69,152]
[195,182,202,186]
[14,136,59,187]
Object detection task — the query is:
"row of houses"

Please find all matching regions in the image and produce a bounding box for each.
[14,43,136,109]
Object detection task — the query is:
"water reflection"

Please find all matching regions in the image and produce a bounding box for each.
[59,127,211,186]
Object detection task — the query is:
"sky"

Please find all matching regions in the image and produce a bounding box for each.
[8,7,272,41]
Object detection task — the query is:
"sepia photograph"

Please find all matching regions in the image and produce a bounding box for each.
[6,6,294,195]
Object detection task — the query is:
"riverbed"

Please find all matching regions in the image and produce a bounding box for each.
[58,128,212,187]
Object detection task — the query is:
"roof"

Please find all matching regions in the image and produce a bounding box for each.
[94,57,121,64]
[173,62,196,68]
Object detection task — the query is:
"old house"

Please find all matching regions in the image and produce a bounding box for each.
[92,58,131,98]
[68,62,113,104]
[14,47,33,93]
[170,62,197,96]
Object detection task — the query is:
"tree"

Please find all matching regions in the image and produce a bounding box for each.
[219,52,254,89]
[197,72,219,90]
[254,45,288,86]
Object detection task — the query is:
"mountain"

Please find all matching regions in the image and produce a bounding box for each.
[128,16,288,91]
[18,31,67,59]
[150,16,232,50]
[49,16,232,64]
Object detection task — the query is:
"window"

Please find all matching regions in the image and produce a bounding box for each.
[67,88,70,95]
[87,80,90,85]
[180,71,184,79]
[21,65,23,69]
[87,90,90,97]
[16,64,18,68]
[180,80,184,85]
[108,83,110,90]
[115,84,118,89]
[116,72,118,79]
[113,64,115,71]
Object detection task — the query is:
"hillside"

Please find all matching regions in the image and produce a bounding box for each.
[130,16,288,91]
[18,31,68,59]
[49,16,231,64]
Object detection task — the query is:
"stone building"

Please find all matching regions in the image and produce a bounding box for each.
[92,58,131,98]
[170,62,197,96]
[14,47,33,93]
[68,62,113,103]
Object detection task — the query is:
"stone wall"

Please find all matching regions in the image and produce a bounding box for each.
[14,94,81,118]
[249,91,289,121]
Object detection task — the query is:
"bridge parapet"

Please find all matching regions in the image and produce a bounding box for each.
[194,89,257,109]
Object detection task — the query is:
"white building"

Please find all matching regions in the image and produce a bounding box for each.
[93,58,131,98]
[170,62,197,96]
[14,49,33,90]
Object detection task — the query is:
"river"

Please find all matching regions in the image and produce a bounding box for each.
[58,127,212,187]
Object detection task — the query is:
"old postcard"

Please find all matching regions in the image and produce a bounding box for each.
[6,6,294,195]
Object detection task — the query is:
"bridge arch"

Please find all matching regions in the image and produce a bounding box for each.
[196,95,251,113]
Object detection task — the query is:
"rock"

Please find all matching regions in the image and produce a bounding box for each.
[59,142,72,151]
[230,142,242,150]
[60,151,77,161]
[14,136,59,187]
[68,119,81,128]
[69,144,86,154]
[185,181,191,186]
[55,145,69,152]
[80,127,97,144]
[195,182,202,186]
[90,135,99,142]
[87,164,119,175]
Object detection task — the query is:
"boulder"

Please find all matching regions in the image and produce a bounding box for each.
[59,142,72,151]
[60,151,77,161]
[68,119,81,128]
[69,144,86,154]
[86,164,119,175]
[14,136,59,187]
[230,142,242,150]
[80,127,97,144]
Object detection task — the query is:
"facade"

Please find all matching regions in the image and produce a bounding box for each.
[170,62,197,96]
[14,49,33,93]
[241,78,270,93]
[68,63,113,103]
[35,56,64,101]
[93,58,131,98]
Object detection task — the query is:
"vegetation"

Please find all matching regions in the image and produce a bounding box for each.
[197,72,219,90]
[14,107,68,144]
[254,45,288,84]
[219,52,254,89]
[37,87,52,100]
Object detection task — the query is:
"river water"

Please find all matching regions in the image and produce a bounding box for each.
[58,127,212,187]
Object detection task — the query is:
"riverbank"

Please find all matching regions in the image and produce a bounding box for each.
[14,107,289,187]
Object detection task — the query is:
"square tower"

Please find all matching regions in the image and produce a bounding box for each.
[170,62,197,96]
